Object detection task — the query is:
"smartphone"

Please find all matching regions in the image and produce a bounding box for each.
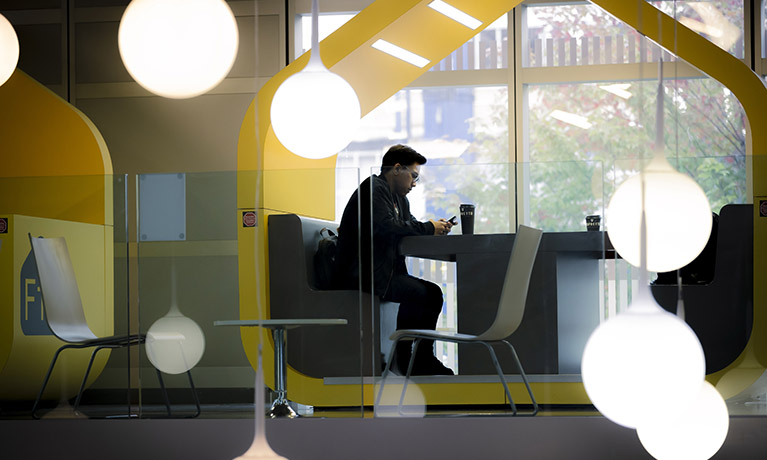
[448,215,458,225]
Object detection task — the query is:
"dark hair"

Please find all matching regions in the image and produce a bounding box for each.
[381,144,426,174]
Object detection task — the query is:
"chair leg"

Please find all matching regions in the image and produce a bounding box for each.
[374,338,401,408]
[397,338,421,414]
[185,369,201,418]
[156,369,172,416]
[73,345,117,412]
[480,341,517,415]
[32,344,74,419]
[375,337,421,416]
[502,340,538,416]
[154,369,201,419]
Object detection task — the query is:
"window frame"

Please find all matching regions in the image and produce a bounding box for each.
[289,0,755,227]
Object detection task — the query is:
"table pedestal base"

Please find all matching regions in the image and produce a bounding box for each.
[267,396,298,418]
[213,319,347,419]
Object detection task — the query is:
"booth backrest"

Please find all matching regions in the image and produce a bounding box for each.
[267,213,384,378]
[651,203,753,373]
[295,215,336,290]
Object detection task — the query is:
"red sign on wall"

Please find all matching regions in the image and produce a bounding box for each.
[242,211,257,227]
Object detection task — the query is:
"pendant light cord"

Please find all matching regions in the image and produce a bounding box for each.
[307,0,324,69]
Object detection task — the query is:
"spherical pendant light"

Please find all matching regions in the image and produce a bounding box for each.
[118,0,239,99]
[0,13,19,87]
[581,290,706,428]
[144,268,205,374]
[270,65,360,159]
[637,381,729,460]
[606,154,712,273]
[145,305,206,374]
[269,0,360,159]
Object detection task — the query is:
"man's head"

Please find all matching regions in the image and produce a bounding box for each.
[381,144,426,196]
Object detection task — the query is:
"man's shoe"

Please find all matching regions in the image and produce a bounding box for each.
[411,355,454,376]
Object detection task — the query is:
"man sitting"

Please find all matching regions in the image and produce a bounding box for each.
[336,144,454,375]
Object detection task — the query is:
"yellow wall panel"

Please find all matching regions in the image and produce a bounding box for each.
[0,215,113,400]
[0,70,112,226]
[0,69,115,400]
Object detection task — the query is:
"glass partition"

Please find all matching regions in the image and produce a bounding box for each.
[608,153,758,416]
[367,160,608,416]
[135,168,367,419]
[135,171,246,418]
[2,0,762,426]
[0,164,757,420]
[0,174,130,418]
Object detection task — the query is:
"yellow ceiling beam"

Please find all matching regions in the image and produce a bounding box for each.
[237,0,520,174]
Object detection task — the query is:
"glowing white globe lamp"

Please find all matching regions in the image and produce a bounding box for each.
[0,13,20,87]
[145,267,205,374]
[637,381,729,460]
[606,153,712,273]
[146,303,205,374]
[584,184,706,429]
[607,59,712,273]
[581,290,706,428]
[269,0,360,159]
[118,0,239,99]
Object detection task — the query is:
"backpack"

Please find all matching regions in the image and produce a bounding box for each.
[313,227,339,290]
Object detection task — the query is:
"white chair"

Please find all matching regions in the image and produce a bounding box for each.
[376,225,543,416]
[28,234,199,418]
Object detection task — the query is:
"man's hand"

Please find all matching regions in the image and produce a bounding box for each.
[430,218,453,236]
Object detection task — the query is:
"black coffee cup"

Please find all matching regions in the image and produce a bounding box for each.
[586,215,601,232]
[460,204,475,235]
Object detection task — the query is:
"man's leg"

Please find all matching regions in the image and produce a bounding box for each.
[384,274,453,375]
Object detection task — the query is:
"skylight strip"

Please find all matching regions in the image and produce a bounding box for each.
[550,110,592,129]
[428,0,482,30]
[371,39,430,68]
[600,83,633,99]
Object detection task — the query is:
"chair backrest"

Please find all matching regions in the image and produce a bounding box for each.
[28,234,98,342]
[477,225,543,341]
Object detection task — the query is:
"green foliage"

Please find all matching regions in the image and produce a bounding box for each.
[425,3,747,232]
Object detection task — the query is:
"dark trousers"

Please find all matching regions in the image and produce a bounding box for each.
[383,273,444,360]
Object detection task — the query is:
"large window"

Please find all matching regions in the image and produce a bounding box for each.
[522,2,748,233]
[525,3,676,67]
[300,0,751,332]
[296,2,751,222]
[650,0,745,59]
[526,78,747,229]
[334,84,510,371]
[337,86,510,228]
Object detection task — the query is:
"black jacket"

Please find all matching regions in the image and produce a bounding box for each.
[336,174,435,296]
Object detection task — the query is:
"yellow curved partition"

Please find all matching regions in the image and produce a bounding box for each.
[237,0,767,406]
[591,0,767,399]
[0,70,114,400]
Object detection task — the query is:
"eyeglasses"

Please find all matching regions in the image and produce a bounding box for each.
[401,166,420,183]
